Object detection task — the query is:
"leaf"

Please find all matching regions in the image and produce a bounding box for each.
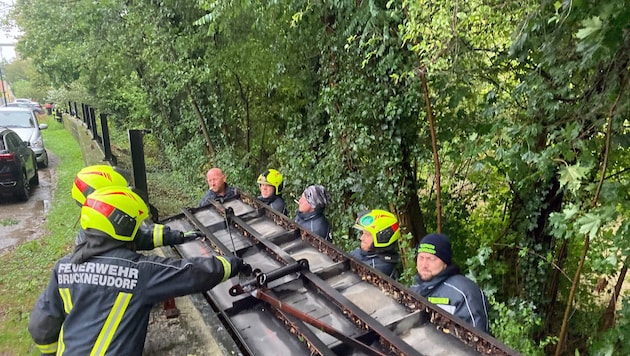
[558,162,591,193]
[575,16,602,40]
[577,213,602,239]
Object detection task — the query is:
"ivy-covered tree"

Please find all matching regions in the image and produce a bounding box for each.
[9,0,629,354]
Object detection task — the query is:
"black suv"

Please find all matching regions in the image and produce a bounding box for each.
[0,127,39,201]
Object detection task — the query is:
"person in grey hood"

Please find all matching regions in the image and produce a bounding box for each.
[294,184,332,241]
[410,233,489,333]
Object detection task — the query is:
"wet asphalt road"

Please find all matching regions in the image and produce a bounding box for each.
[0,151,58,254]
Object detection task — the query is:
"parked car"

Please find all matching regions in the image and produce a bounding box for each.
[30,101,44,115]
[0,107,49,167]
[6,102,36,110]
[0,127,39,201]
[7,100,44,115]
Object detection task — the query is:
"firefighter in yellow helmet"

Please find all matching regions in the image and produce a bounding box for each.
[72,165,202,249]
[28,186,246,355]
[350,209,401,278]
[257,168,287,215]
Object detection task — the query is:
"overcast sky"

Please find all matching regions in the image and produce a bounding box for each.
[0,0,18,62]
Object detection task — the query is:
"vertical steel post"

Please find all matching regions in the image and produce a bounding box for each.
[128,129,178,318]
[89,107,100,143]
[100,113,115,165]
[82,104,89,127]
[128,129,149,202]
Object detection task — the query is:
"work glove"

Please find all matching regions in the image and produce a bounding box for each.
[227,256,244,278]
[182,230,203,242]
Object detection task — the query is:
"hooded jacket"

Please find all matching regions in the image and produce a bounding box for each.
[410,264,489,333]
[258,194,287,216]
[294,208,332,241]
[28,229,236,355]
[350,248,400,278]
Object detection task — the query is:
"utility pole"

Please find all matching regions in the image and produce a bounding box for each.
[0,65,6,106]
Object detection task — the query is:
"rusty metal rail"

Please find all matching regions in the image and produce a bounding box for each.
[160,191,520,356]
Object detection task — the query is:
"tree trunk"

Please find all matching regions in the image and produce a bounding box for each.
[601,261,628,331]
[187,85,215,160]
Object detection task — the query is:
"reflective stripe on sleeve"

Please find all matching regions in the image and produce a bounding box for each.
[35,340,58,354]
[90,292,132,355]
[215,256,232,282]
[153,225,164,247]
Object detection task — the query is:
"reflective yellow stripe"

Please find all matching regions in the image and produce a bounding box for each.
[216,256,232,282]
[35,341,57,354]
[153,225,164,247]
[56,289,70,355]
[428,297,450,305]
[58,288,73,314]
[57,326,65,354]
[91,292,132,355]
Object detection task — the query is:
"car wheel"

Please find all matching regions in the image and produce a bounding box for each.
[38,150,49,168]
[30,157,40,186]
[17,171,30,201]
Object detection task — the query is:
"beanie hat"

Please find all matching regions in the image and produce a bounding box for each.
[303,185,331,210]
[417,233,452,265]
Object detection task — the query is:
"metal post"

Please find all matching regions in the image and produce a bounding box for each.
[82,104,89,127]
[0,67,7,106]
[100,113,115,164]
[128,128,176,317]
[89,107,99,143]
[128,129,151,211]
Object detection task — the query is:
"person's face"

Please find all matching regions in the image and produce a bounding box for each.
[259,183,275,198]
[359,230,373,252]
[207,170,226,193]
[297,193,313,213]
[416,252,447,281]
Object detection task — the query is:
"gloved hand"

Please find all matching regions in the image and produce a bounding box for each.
[182,230,203,242]
[227,256,244,278]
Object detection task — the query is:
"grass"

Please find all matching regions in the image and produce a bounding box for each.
[0,116,84,355]
[0,218,19,226]
[0,115,199,354]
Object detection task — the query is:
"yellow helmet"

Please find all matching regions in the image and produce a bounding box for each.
[353,209,400,248]
[256,169,284,195]
[72,165,129,206]
[80,186,149,242]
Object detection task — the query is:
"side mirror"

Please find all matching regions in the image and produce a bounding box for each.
[39,123,48,130]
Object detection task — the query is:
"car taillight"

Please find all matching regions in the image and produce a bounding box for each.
[0,153,17,162]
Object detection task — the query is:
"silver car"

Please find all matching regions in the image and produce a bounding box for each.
[0,107,49,167]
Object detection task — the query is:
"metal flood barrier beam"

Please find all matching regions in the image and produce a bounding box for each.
[160,191,521,356]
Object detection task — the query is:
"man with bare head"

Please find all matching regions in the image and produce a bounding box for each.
[198,167,239,206]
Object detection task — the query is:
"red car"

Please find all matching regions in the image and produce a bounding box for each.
[0,127,39,201]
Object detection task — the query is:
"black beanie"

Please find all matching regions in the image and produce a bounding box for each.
[417,233,452,265]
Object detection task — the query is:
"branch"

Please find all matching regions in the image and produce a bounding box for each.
[555,88,622,356]
[418,64,442,233]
